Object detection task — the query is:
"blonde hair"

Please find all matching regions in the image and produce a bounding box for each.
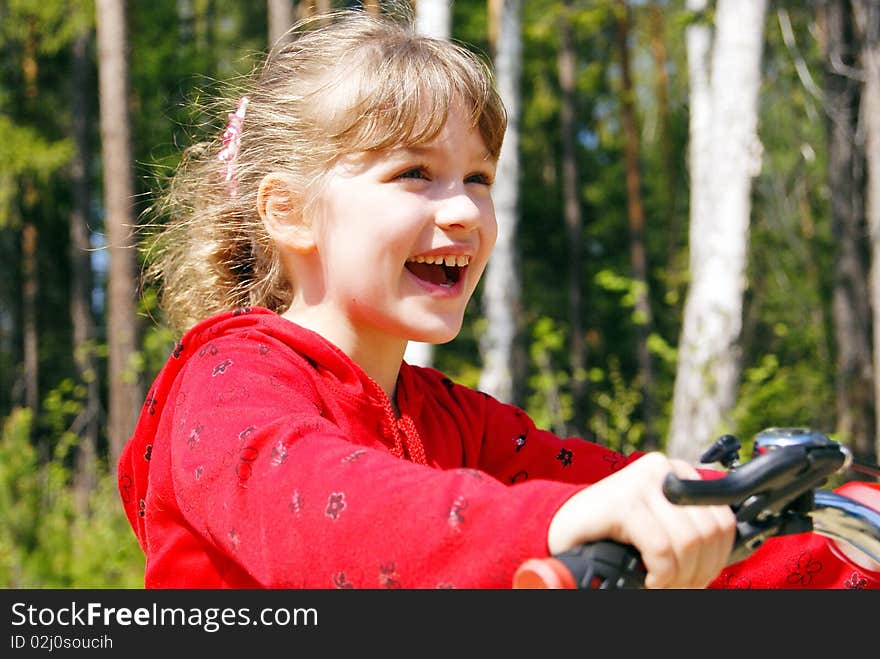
[142,7,507,335]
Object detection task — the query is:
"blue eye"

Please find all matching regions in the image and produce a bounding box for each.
[466,172,492,185]
[397,167,428,180]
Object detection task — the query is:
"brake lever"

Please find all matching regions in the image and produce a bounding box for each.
[513,427,853,589]
[666,428,850,560]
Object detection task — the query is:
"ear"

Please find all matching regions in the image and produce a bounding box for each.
[257,172,315,254]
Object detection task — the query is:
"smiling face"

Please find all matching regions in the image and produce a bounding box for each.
[288,102,497,358]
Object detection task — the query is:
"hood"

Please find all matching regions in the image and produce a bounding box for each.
[117,306,426,549]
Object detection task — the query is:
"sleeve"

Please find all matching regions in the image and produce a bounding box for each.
[165,336,590,589]
[436,376,644,486]
[436,381,880,590]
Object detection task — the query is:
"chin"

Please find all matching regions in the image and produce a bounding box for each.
[407,321,463,345]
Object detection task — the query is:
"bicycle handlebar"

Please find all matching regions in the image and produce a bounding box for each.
[811,490,880,564]
[513,427,878,589]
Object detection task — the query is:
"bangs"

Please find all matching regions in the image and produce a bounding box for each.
[321,38,506,158]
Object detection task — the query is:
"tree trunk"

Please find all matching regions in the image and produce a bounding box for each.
[21,27,39,418]
[615,0,658,450]
[268,0,295,48]
[404,0,454,368]
[21,220,38,416]
[96,0,142,467]
[668,0,768,463]
[298,0,332,19]
[415,0,451,39]
[479,0,522,403]
[557,0,587,434]
[821,0,874,461]
[649,2,680,263]
[854,0,880,464]
[70,26,100,515]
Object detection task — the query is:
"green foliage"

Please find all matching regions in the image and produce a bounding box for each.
[0,408,40,584]
[0,0,865,587]
[67,477,145,589]
[523,314,650,453]
[140,322,178,383]
[526,316,574,433]
[588,356,644,455]
[0,115,73,227]
[595,268,651,324]
[0,0,92,55]
[0,407,144,588]
[733,354,836,443]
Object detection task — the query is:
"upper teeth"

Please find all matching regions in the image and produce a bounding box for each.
[407,255,470,267]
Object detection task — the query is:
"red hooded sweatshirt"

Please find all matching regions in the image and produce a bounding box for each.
[117,307,880,589]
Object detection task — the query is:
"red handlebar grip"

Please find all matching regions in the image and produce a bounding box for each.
[512,557,578,589]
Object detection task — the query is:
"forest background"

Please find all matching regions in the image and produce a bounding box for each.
[2,0,879,587]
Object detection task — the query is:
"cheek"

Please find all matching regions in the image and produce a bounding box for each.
[483,207,499,252]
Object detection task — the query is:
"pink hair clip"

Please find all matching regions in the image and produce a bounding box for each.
[217,96,249,196]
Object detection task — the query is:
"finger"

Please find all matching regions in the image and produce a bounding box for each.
[636,511,680,589]
[656,460,732,587]
[650,485,708,587]
[614,454,681,588]
[668,459,737,585]
[705,503,737,579]
[667,457,701,481]
[679,506,725,587]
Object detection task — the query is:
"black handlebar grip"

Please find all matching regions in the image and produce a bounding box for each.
[513,540,647,589]
[662,446,820,506]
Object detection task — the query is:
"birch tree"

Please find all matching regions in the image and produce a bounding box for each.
[415,0,451,39]
[479,0,522,403]
[820,0,874,461]
[96,0,142,465]
[404,0,453,368]
[855,0,880,462]
[268,0,295,48]
[668,0,768,462]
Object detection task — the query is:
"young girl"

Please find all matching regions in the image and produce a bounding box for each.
[118,8,879,589]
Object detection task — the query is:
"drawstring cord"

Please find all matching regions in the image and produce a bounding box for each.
[397,414,427,465]
[369,377,427,465]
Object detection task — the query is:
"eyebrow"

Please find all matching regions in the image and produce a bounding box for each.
[389,144,495,164]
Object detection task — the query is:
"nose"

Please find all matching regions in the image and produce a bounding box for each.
[434,186,487,233]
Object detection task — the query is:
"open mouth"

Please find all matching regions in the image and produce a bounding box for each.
[405,254,469,287]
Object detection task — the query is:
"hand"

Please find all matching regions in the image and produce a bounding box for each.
[547,452,736,588]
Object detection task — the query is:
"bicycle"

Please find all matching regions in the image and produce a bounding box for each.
[512,427,880,589]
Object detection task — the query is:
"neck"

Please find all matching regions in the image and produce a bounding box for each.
[281,308,406,402]
[349,337,406,405]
